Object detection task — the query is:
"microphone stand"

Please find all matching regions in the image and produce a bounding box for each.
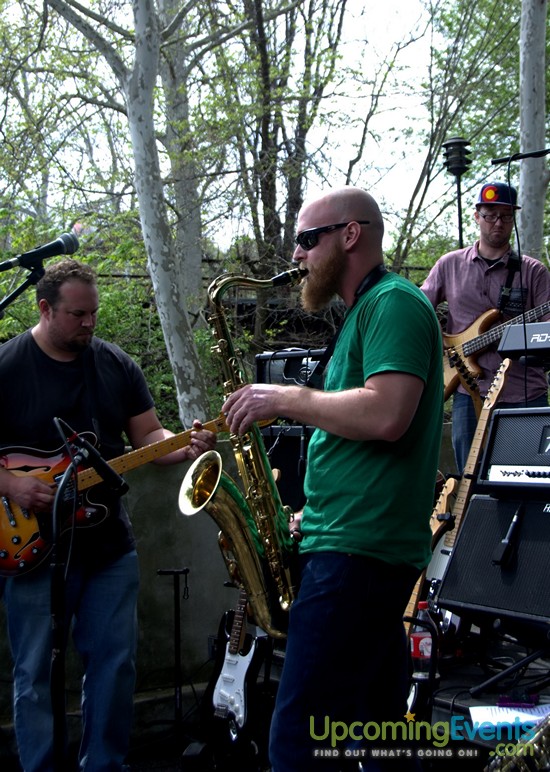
[50,421,86,772]
[0,264,45,319]
[49,418,129,772]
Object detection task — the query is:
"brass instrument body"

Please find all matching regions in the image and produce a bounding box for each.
[484,712,550,770]
[180,268,305,638]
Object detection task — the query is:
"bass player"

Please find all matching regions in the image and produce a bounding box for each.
[421,181,550,474]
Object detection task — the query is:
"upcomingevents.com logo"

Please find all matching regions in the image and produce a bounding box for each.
[308,713,538,761]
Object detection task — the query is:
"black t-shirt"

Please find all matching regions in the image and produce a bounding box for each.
[0,331,155,568]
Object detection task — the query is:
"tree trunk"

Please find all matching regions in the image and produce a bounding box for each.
[518,0,549,260]
[46,0,210,426]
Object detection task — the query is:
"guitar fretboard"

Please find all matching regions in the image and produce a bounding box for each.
[462,302,550,357]
[228,591,247,655]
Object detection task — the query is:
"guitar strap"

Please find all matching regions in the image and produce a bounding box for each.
[82,346,103,445]
[497,251,521,313]
[305,263,388,389]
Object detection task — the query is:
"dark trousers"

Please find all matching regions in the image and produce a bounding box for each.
[269,552,422,772]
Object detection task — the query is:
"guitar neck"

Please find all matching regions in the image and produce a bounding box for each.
[442,359,511,548]
[442,418,487,549]
[228,590,248,655]
[464,301,550,357]
[76,414,228,491]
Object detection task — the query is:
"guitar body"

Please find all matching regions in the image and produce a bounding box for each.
[442,299,550,401]
[0,436,108,576]
[203,590,271,771]
[212,612,260,736]
[442,309,501,400]
[0,413,229,577]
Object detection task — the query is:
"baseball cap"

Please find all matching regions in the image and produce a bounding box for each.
[476,182,521,209]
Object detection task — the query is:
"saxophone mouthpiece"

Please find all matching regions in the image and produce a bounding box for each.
[271,267,308,287]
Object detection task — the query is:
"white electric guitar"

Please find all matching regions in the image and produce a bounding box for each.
[212,589,265,740]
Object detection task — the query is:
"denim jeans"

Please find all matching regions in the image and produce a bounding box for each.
[269,552,422,772]
[452,392,549,475]
[4,550,140,772]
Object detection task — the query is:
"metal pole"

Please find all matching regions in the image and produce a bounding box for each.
[456,175,464,249]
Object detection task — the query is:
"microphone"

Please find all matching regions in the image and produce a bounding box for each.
[72,435,129,495]
[57,419,129,495]
[0,231,79,272]
[492,504,523,567]
[491,148,550,165]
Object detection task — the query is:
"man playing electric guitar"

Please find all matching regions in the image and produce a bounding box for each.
[422,181,550,474]
[0,259,216,772]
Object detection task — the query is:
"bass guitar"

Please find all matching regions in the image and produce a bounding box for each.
[443,300,550,400]
[425,358,511,597]
[0,413,228,577]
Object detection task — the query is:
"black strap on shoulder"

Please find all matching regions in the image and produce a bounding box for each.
[498,251,521,312]
[305,264,388,389]
[81,345,102,443]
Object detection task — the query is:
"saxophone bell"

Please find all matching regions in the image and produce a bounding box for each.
[178,450,291,639]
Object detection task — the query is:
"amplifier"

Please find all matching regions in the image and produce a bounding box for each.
[436,494,550,636]
[478,407,550,496]
[255,348,326,387]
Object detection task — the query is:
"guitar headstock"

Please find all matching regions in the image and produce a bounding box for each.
[483,358,512,411]
[449,347,479,392]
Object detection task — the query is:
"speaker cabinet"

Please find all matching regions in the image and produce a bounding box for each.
[478,407,550,497]
[261,424,314,511]
[436,494,550,635]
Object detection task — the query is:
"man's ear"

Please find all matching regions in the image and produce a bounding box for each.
[343,221,362,249]
[38,298,52,318]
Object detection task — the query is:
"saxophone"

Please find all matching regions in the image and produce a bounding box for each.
[179,267,307,639]
[484,713,550,770]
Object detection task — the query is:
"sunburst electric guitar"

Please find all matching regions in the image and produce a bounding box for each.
[0,414,229,577]
[443,301,550,400]
[425,358,511,597]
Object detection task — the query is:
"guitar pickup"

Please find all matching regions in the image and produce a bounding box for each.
[2,497,17,527]
[436,512,455,528]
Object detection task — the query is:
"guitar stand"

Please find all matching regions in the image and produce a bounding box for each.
[154,567,190,733]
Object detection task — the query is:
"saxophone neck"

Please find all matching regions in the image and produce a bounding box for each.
[208,266,307,305]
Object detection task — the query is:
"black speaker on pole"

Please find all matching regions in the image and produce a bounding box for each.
[436,494,550,638]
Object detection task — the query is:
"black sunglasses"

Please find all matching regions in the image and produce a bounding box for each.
[294,221,370,251]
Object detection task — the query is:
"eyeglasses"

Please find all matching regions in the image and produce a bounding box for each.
[478,212,515,224]
[294,221,370,251]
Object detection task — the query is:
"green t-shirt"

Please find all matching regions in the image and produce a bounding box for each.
[301,272,443,570]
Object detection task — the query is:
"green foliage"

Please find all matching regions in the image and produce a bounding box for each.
[193,319,259,419]
[0,210,184,430]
